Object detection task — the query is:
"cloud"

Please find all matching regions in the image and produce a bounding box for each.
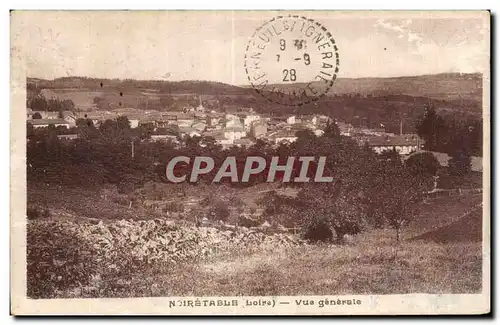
[374,19,424,49]
[16,12,488,81]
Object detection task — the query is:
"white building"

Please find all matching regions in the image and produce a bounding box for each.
[270,130,298,144]
[241,114,261,130]
[213,134,233,146]
[225,113,244,128]
[224,127,246,141]
[361,134,422,155]
[28,119,70,129]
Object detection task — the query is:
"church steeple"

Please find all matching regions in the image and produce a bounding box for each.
[196,94,205,112]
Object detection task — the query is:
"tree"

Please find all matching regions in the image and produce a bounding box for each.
[302,216,333,242]
[76,118,93,128]
[322,120,341,139]
[446,123,474,176]
[448,147,472,176]
[405,152,440,177]
[295,181,365,243]
[116,116,131,130]
[32,112,42,119]
[416,105,447,151]
[371,162,426,242]
[61,99,75,111]
[28,95,48,111]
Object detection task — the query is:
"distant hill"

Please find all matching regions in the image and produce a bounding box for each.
[27,73,483,133]
[28,72,482,103]
[265,73,482,103]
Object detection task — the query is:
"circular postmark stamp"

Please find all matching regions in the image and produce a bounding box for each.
[244,15,340,106]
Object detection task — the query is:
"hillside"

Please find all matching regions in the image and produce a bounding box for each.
[406,193,483,238]
[27,73,483,133]
[28,72,482,104]
[28,182,484,298]
[268,73,482,103]
[410,207,482,243]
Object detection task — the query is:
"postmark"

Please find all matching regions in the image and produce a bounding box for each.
[244,15,340,106]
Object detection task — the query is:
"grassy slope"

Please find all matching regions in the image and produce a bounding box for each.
[405,193,483,238]
[100,192,483,297]
[411,208,483,243]
[31,183,483,297]
[89,233,482,297]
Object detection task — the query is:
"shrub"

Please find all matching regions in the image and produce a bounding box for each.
[302,216,333,242]
[405,152,440,177]
[117,181,135,194]
[238,215,261,228]
[27,221,101,298]
[27,207,51,220]
[163,202,184,213]
[208,201,230,222]
[331,220,362,242]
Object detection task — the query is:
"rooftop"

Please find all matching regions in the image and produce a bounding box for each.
[28,119,69,125]
[270,129,298,138]
[224,127,246,132]
[359,134,421,147]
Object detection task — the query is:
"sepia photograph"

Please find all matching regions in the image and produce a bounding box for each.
[10,10,490,315]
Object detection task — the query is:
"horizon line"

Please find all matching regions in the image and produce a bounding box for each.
[26,71,483,86]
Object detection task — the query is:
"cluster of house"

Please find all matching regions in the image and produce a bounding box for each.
[26,100,423,155]
[26,101,331,149]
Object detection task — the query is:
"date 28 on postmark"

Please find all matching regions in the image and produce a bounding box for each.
[244,15,340,106]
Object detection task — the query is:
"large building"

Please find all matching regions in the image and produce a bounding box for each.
[359,134,423,155]
[28,118,70,129]
[269,129,298,145]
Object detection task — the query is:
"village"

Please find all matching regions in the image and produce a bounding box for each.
[26,95,424,156]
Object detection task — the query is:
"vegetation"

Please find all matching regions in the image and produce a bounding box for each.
[405,152,440,177]
[27,111,476,243]
[416,105,482,157]
[28,219,482,298]
[27,73,482,134]
[25,73,484,298]
[27,94,75,112]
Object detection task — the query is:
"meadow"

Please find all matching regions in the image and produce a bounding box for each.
[27,182,484,298]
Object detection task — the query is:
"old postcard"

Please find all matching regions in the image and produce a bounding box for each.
[10,10,490,315]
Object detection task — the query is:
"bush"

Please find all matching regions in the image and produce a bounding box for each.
[405,152,440,177]
[331,220,362,242]
[302,217,333,242]
[208,201,230,222]
[27,221,101,298]
[163,202,184,213]
[238,215,261,228]
[27,207,51,220]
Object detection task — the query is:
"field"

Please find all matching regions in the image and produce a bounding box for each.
[74,232,481,298]
[26,182,484,298]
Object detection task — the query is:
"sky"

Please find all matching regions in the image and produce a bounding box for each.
[11,11,490,85]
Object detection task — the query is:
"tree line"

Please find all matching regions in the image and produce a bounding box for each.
[416,105,482,175]
[27,94,75,112]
